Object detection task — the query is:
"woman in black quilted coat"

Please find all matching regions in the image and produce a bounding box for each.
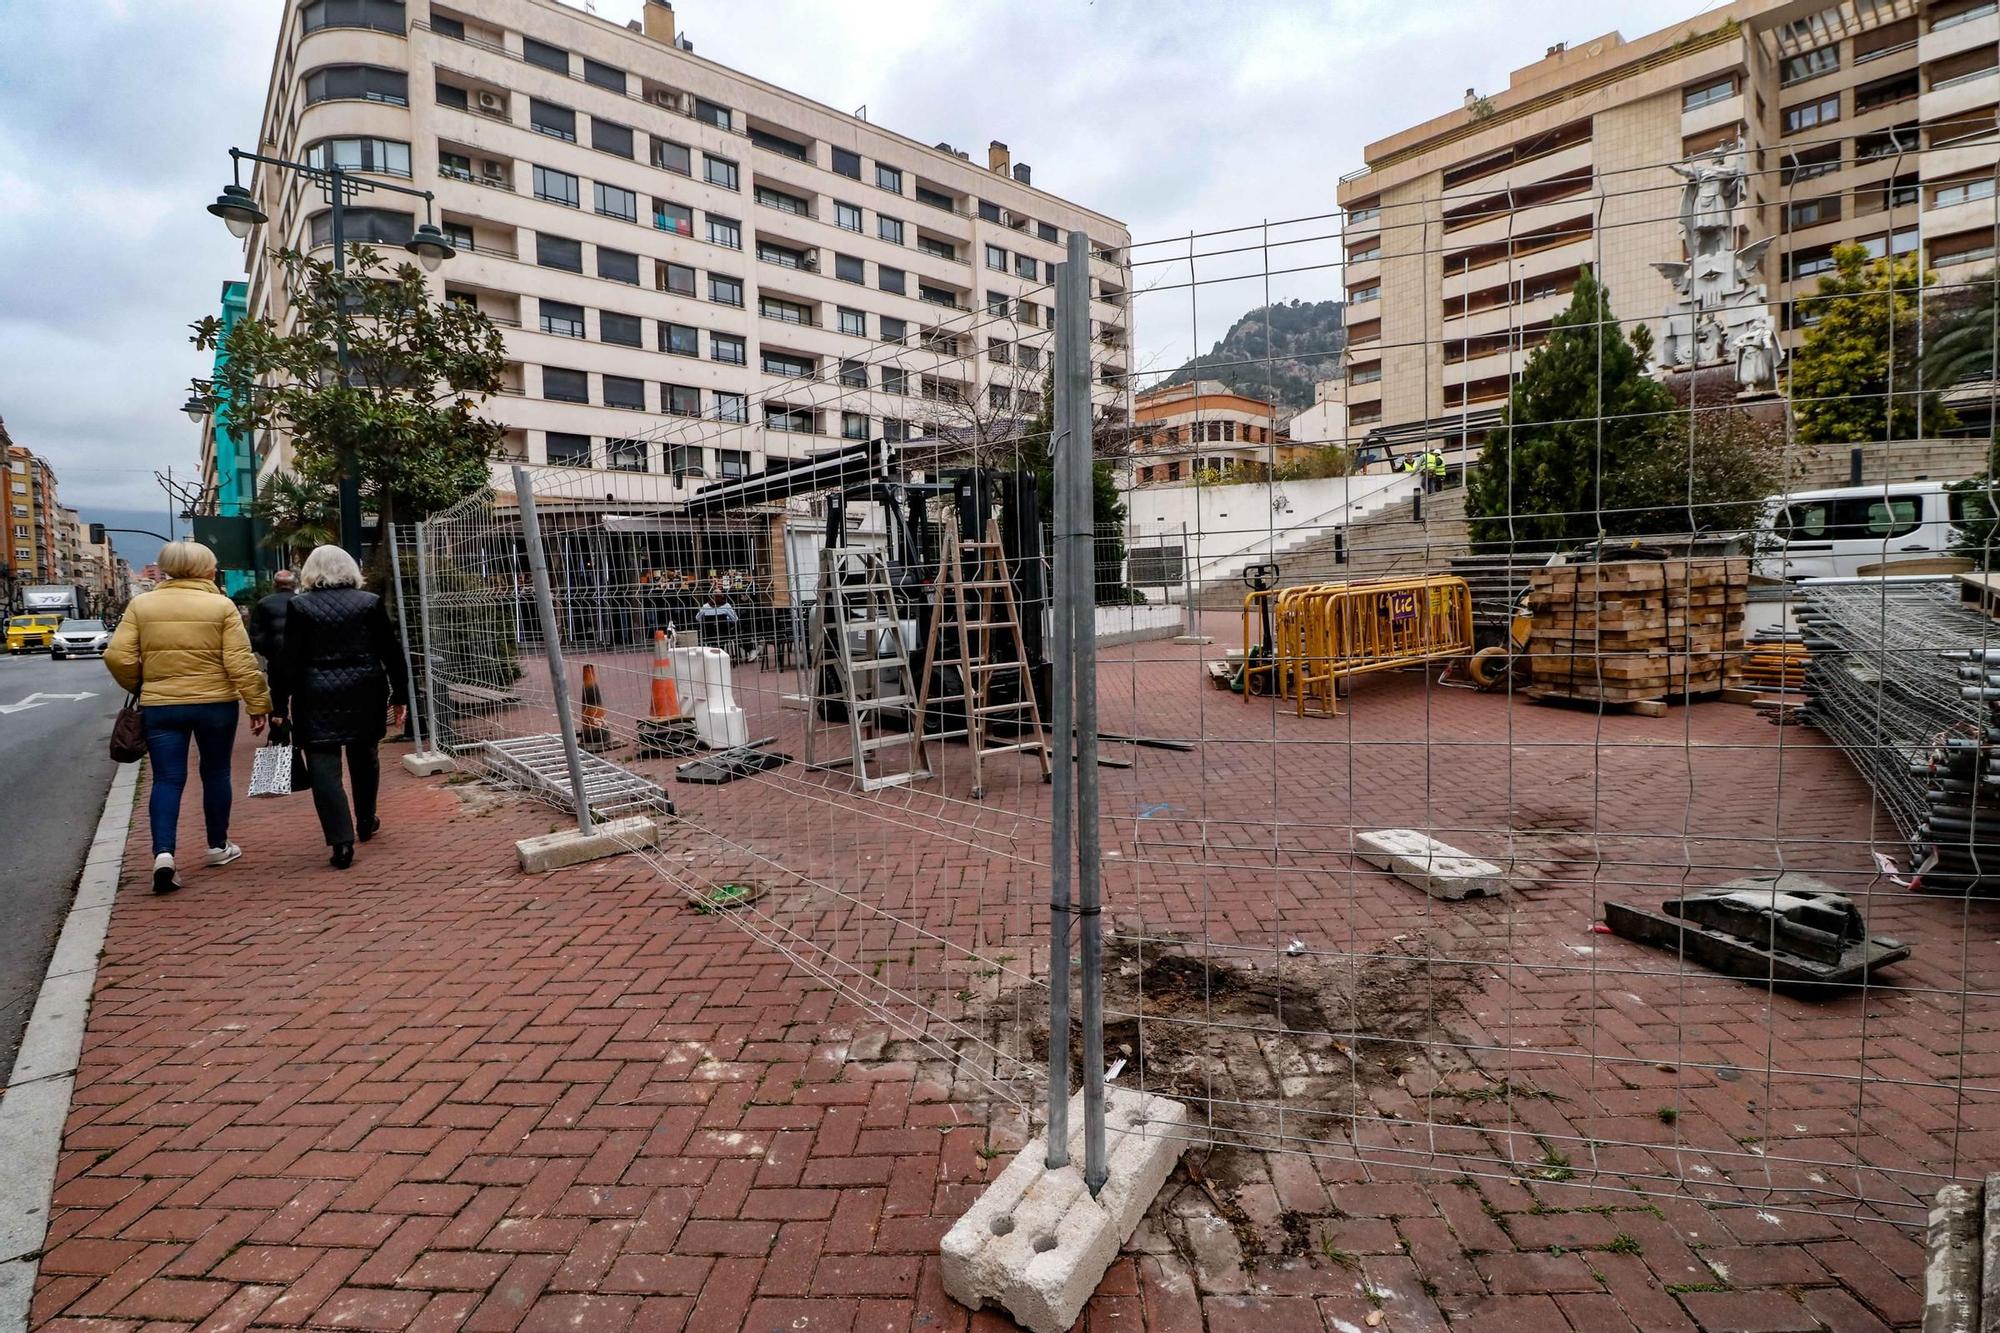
[272,545,407,869]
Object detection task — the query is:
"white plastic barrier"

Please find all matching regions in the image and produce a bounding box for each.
[669,645,748,749]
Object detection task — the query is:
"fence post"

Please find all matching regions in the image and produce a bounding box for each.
[1046,275,1077,1171]
[385,523,425,752]
[414,520,444,757]
[1059,231,1108,1196]
[1181,520,1196,637]
[513,465,595,835]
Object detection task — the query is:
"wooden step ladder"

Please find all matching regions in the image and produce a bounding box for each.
[914,514,1052,799]
[803,545,929,792]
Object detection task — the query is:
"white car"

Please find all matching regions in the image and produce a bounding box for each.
[1756,482,1972,581]
[50,618,110,660]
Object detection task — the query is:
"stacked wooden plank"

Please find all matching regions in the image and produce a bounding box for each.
[1526,557,1750,706]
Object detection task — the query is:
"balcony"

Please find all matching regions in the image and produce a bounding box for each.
[1922,64,2000,121]
[1922,5,1999,64]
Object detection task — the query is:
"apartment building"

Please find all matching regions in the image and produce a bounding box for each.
[228,0,1133,507]
[1334,0,2000,465]
[2,424,64,585]
[1129,381,1297,484]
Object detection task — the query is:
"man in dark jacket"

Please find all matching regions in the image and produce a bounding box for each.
[248,570,296,664]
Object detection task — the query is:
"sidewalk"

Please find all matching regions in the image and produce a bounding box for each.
[25,723,1928,1331]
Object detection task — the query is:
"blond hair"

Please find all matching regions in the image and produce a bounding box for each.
[298,544,364,590]
[157,541,219,581]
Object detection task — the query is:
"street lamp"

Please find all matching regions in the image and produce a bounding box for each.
[183,395,209,425]
[207,145,455,558]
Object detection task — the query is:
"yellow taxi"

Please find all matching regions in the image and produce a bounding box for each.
[6,614,62,653]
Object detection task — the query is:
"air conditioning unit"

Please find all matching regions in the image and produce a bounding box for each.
[651,89,676,108]
[479,159,507,181]
[801,249,819,271]
[476,90,503,112]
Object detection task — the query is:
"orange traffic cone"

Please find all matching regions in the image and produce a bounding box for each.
[579,663,610,750]
[650,630,681,719]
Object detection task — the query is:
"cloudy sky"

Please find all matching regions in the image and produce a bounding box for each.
[0,0,1709,531]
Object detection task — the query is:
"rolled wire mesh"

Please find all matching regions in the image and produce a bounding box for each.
[406,126,2000,1230]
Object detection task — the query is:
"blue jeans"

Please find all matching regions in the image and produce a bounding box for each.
[144,702,240,855]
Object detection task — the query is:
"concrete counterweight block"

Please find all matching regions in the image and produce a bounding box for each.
[1355,827,1506,900]
[942,1087,1190,1333]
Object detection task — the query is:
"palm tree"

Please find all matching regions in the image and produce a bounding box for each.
[1924,269,2000,390]
[254,472,338,566]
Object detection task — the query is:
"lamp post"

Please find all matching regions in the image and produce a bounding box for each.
[207,145,456,559]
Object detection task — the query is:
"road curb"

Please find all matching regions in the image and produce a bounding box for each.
[0,759,138,1331]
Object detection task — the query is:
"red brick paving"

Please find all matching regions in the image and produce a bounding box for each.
[25,629,1972,1328]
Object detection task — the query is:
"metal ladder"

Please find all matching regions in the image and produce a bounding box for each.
[803,545,929,792]
[915,514,1052,799]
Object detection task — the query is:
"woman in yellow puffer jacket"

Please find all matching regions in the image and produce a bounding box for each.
[104,542,271,893]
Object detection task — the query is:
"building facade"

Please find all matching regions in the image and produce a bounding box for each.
[198,281,259,595]
[223,0,1133,509]
[3,423,65,586]
[1335,0,2000,468]
[1129,381,1296,485]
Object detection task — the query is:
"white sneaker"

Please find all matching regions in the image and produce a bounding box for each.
[204,843,243,868]
[152,853,182,894]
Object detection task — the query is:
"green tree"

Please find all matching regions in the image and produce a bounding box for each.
[191,244,507,542]
[1923,268,2000,390]
[1465,268,1675,547]
[1948,437,2000,571]
[253,470,339,566]
[1791,243,1953,445]
[1018,379,1131,600]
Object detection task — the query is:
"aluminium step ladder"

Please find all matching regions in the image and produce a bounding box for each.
[914,514,1052,799]
[803,545,929,792]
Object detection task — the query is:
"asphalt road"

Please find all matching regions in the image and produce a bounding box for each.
[0,649,120,1082]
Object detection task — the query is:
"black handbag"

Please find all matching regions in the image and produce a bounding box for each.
[109,687,145,763]
[290,739,311,793]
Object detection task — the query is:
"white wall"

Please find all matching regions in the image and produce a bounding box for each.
[1123,472,1414,589]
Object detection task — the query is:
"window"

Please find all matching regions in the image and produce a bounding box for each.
[302,0,405,33]
[435,80,468,110]
[662,261,696,295]
[765,405,813,433]
[763,351,815,377]
[603,375,646,410]
[709,274,743,306]
[1014,253,1036,279]
[523,37,569,74]
[1783,93,1840,133]
[1857,125,1918,161]
[716,449,750,478]
[842,411,870,440]
[1855,72,1917,111]
[545,432,591,467]
[918,283,957,308]
[987,339,1012,364]
[879,316,906,343]
[711,333,746,365]
[756,185,809,216]
[749,126,810,160]
[834,201,862,232]
[707,216,741,249]
[988,384,1011,410]
[306,137,411,177]
[1782,45,1839,85]
[694,98,732,130]
[704,155,739,190]
[1787,246,1837,279]
[917,236,956,261]
[669,444,704,477]
[882,417,908,443]
[598,246,640,284]
[662,322,699,356]
[600,310,642,347]
[914,182,954,211]
[583,58,627,93]
[879,266,906,294]
[881,366,908,395]
[441,220,473,250]
[431,13,463,38]
[533,164,580,207]
[538,299,586,338]
[978,199,1001,223]
[595,182,638,222]
[1778,496,1922,542]
[309,207,411,246]
[835,253,864,284]
[1349,283,1381,303]
[1935,1,2000,30]
[526,99,581,144]
[1782,143,1842,185]
[592,119,635,159]
[1937,177,1999,208]
[440,150,473,181]
[665,384,702,417]
[1037,221,1059,244]
[760,295,812,325]
[1350,364,1383,385]
[542,367,588,402]
[838,359,867,388]
[878,215,904,245]
[1016,344,1042,371]
[985,244,1007,271]
[305,65,408,106]
[758,239,806,269]
[876,163,902,194]
[838,307,865,336]
[1787,195,1839,228]
[832,148,862,179]
[653,139,692,175]
[654,200,693,236]
[608,438,649,472]
[715,392,747,423]
[986,292,1011,316]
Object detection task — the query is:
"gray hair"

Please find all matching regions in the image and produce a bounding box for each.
[157,540,218,581]
[273,569,296,589]
[298,544,364,591]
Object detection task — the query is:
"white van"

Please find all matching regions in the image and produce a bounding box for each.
[1758,481,1974,581]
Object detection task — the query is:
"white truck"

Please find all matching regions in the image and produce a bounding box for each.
[19,585,83,619]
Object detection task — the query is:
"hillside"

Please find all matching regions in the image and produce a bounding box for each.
[1157,299,1346,413]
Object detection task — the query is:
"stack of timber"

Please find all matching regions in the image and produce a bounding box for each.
[1737,635,1809,693]
[1526,557,1750,706]
[1797,577,2000,893]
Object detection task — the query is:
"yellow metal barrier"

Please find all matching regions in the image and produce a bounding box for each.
[1242,575,1475,715]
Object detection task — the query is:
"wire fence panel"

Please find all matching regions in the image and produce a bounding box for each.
[405,136,2000,1237]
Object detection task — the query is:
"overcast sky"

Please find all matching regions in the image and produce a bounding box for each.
[0,0,1710,518]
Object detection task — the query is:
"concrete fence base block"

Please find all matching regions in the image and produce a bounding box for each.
[942,1087,1190,1333]
[1172,634,1215,646]
[1926,1181,1982,1333]
[1355,827,1506,900]
[515,816,659,873]
[401,752,454,776]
